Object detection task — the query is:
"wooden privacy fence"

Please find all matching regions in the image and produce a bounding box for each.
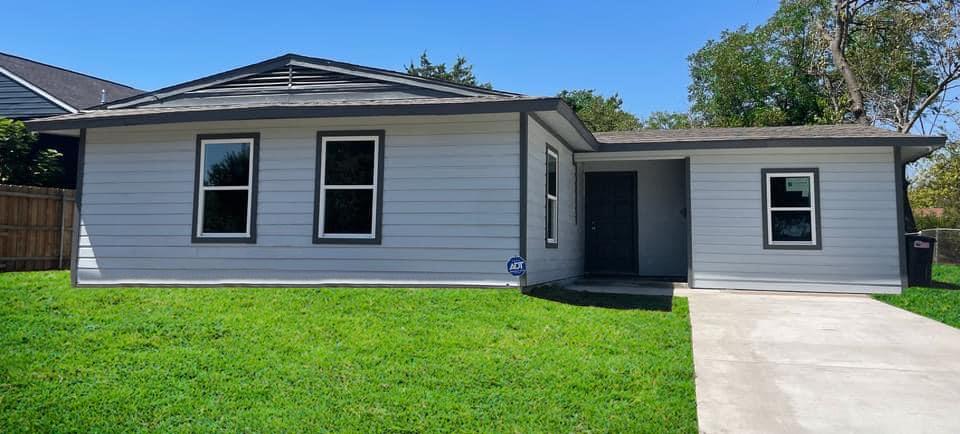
[0,184,75,272]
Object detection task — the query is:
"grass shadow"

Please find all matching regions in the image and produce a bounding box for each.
[523,285,674,311]
[929,280,960,290]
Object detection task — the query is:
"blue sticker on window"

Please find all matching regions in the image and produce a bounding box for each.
[506,256,526,276]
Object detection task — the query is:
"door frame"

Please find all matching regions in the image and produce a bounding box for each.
[583,171,639,275]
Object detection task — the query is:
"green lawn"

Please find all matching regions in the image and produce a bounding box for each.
[874,264,960,328]
[0,271,698,433]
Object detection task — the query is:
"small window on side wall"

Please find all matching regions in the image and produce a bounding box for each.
[545,145,559,248]
[193,134,259,243]
[315,131,385,244]
[762,168,820,249]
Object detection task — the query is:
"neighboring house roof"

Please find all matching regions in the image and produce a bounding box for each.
[0,52,142,117]
[594,124,944,149]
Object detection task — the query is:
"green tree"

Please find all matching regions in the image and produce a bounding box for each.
[909,141,960,228]
[642,111,693,129]
[405,52,493,89]
[0,118,63,187]
[690,0,960,132]
[688,11,838,127]
[557,89,643,132]
[814,0,960,132]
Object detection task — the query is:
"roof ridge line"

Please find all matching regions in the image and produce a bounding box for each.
[0,51,142,92]
[284,53,520,97]
[104,53,521,109]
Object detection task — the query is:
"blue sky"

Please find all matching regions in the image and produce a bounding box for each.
[3,0,778,117]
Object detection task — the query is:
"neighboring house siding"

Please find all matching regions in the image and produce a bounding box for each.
[77,113,521,287]
[0,72,67,118]
[689,146,900,293]
[524,115,582,285]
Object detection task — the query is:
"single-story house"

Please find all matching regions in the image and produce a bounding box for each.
[1,51,142,187]
[26,53,945,293]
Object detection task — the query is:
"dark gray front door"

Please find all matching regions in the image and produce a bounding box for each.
[585,172,638,275]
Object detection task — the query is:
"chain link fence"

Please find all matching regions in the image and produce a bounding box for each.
[919,228,960,265]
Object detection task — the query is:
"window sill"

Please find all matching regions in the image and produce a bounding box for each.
[545,241,559,249]
[763,243,821,250]
[314,237,381,245]
[192,236,256,244]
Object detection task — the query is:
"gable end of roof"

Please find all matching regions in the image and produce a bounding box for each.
[105,53,519,109]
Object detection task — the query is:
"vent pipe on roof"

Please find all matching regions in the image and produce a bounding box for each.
[100,89,106,104]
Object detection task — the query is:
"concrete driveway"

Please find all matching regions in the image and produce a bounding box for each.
[686,290,960,433]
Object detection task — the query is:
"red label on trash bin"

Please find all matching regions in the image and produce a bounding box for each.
[914,240,931,249]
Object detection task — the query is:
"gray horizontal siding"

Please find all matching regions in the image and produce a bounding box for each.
[0,73,68,118]
[76,268,508,286]
[78,114,521,286]
[524,115,582,285]
[689,146,901,293]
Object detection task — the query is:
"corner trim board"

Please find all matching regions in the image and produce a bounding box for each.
[894,146,909,291]
[70,128,85,287]
[685,157,695,288]
[519,113,528,287]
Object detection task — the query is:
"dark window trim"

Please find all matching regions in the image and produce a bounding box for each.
[191,133,260,244]
[313,130,385,245]
[761,168,822,250]
[545,143,559,249]
[573,157,578,225]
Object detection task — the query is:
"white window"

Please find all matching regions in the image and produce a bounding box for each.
[546,146,559,247]
[763,170,819,248]
[316,133,382,242]
[194,135,257,241]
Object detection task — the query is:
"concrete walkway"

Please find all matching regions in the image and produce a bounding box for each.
[686,290,960,434]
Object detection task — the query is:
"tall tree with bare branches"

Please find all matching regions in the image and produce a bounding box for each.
[691,0,960,134]
[818,0,960,132]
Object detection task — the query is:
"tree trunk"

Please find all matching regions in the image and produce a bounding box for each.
[830,1,869,124]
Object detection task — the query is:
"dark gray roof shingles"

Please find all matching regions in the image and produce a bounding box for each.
[0,52,142,110]
[25,95,560,130]
[594,124,927,143]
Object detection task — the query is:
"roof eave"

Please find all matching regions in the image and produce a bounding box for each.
[595,135,946,151]
[25,98,565,131]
